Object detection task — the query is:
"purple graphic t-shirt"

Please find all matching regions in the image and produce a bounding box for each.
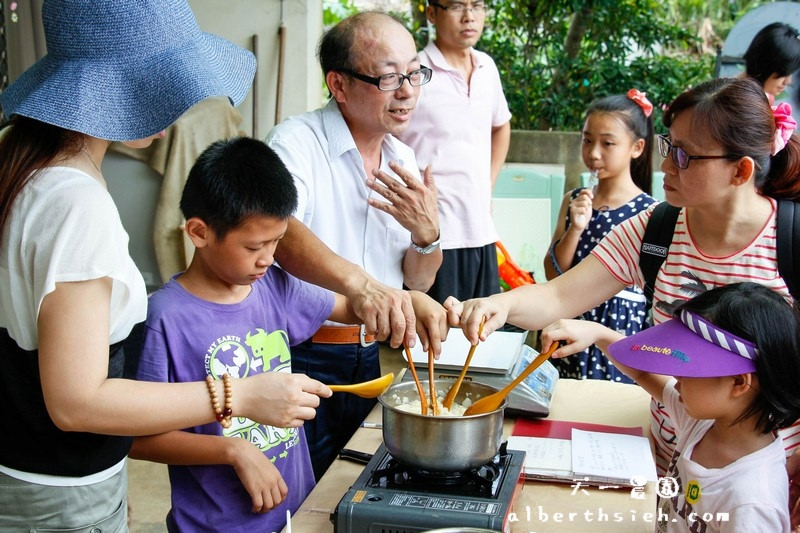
[137,267,334,533]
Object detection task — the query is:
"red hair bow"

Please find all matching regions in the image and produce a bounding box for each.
[771,102,797,155]
[627,88,653,117]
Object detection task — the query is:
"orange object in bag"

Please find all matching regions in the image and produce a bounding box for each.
[496,241,534,290]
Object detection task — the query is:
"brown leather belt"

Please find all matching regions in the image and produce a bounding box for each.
[311,325,376,347]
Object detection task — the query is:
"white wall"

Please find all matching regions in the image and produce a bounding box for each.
[4,0,324,135]
[189,0,324,138]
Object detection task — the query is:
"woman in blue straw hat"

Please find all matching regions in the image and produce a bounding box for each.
[0,1,333,530]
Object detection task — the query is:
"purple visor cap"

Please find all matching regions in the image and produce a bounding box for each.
[608,311,758,378]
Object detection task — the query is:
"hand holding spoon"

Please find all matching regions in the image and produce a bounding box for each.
[442,318,485,410]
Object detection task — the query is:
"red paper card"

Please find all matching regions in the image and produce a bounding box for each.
[512,418,642,439]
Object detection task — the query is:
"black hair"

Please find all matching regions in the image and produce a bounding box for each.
[179,137,297,239]
[744,22,800,85]
[585,92,654,194]
[664,77,800,200]
[317,11,405,76]
[674,282,800,433]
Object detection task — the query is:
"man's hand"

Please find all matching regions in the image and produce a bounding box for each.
[349,277,417,348]
[274,219,419,347]
[366,162,439,246]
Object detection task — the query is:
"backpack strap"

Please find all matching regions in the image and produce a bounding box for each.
[776,199,800,301]
[640,202,681,308]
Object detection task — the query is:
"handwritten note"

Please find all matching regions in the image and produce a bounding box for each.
[571,429,657,483]
[507,436,572,478]
[507,428,657,485]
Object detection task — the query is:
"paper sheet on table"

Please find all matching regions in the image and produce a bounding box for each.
[507,436,573,479]
[571,429,657,483]
[410,328,525,374]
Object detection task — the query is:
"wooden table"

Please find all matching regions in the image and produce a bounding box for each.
[284,347,658,532]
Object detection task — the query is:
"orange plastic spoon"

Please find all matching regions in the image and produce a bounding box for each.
[463,341,558,416]
[403,345,428,415]
[442,318,485,410]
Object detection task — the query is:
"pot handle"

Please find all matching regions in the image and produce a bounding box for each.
[338,448,374,465]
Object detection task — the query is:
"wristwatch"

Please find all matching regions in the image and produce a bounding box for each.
[411,230,441,254]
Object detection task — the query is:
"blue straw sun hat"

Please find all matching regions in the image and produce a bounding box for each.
[0,0,256,141]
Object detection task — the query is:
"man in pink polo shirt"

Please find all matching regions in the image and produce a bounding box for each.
[400,0,512,304]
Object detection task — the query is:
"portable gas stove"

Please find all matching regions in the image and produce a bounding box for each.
[331,442,525,532]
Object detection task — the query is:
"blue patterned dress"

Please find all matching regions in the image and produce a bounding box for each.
[549,189,657,383]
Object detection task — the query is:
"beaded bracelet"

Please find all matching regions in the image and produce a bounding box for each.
[205,373,233,428]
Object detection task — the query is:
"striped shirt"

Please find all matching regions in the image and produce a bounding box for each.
[592,199,799,475]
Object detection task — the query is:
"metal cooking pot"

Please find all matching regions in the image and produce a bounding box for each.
[378,380,506,471]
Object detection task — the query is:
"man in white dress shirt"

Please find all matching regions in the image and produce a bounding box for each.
[266,11,443,479]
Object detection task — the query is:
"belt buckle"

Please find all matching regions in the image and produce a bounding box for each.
[359,324,375,348]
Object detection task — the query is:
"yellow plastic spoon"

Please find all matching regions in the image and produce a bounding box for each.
[328,373,395,398]
[442,318,485,410]
[463,342,558,416]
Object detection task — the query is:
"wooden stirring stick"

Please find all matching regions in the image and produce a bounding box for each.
[403,345,428,415]
[428,347,439,415]
[442,318,485,410]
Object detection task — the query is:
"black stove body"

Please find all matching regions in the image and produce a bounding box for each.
[332,442,525,533]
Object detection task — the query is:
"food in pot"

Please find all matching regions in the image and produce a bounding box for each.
[380,380,506,470]
[389,391,477,417]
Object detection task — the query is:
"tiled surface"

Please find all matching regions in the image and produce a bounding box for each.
[128,459,170,532]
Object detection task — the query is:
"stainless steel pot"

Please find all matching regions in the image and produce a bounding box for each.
[378,379,506,471]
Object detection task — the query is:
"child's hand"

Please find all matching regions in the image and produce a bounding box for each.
[408,290,447,357]
[229,438,289,513]
[569,189,594,231]
[237,372,332,429]
[541,319,623,358]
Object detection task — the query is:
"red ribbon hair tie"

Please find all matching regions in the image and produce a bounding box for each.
[771,102,797,155]
[627,88,653,117]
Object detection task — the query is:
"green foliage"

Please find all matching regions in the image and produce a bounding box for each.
[322,0,770,132]
[323,0,358,27]
[477,0,718,132]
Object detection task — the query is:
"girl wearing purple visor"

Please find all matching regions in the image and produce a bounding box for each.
[541,282,800,532]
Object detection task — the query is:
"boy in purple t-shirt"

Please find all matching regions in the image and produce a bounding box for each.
[131,137,441,532]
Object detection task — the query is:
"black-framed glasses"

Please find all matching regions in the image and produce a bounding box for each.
[657,135,741,170]
[341,66,432,91]
[429,1,486,14]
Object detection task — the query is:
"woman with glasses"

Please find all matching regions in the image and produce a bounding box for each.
[444,77,800,478]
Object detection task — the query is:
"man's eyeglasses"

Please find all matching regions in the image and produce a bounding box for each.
[429,1,486,15]
[657,135,741,170]
[341,66,433,92]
